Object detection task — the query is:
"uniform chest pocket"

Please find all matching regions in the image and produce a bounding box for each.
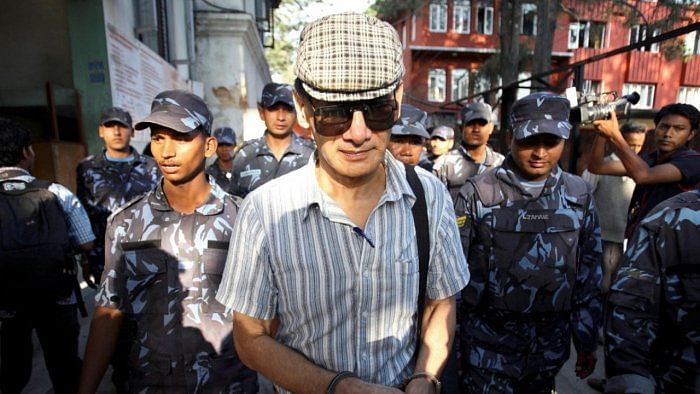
[122,241,168,315]
[201,241,229,313]
[486,208,582,313]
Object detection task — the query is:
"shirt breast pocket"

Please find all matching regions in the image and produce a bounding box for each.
[122,240,168,315]
[201,241,229,313]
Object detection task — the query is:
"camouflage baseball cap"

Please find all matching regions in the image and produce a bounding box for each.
[294,13,404,102]
[391,104,430,139]
[260,83,294,109]
[213,127,237,145]
[431,125,454,140]
[461,102,492,124]
[510,92,571,140]
[99,107,132,128]
[135,90,213,134]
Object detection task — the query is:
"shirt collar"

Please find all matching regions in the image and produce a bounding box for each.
[0,167,32,181]
[148,178,227,215]
[302,152,415,221]
[458,144,497,166]
[96,147,142,165]
[256,132,307,157]
[498,154,562,197]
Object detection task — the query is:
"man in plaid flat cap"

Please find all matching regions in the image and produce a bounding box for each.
[79,90,256,393]
[217,12,469,394]
[230,82,315,198]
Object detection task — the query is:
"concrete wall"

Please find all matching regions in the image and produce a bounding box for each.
[195,11,270,142]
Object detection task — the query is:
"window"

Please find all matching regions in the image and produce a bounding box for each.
[453,0,471,33]
[684,31,700,55]
[451,68,469,101]
[623,83,655,109]
[630,25,661,53]
[428,69,447,102]
[583,80,602,95]
[521,3,537,36]
[568,21,606,49]
[517,72,532,99]
[411,14,417,41]
[476,4,493,34]
[678,86,700,107]
[472,74,501,102]
[429,2,448,32]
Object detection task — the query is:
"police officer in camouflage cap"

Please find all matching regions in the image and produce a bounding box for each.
[387,104,432,170]
[604,187,700,393]
[80,90,257,393]
[76,107,160,286]
[454,92,603,393]
[206,126,237,190]
[433,102,505,198]
[76,107,160,392]
[230,82,315,198]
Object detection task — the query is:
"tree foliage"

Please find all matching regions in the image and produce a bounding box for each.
[265,0,324,83]
[368,0,424,20]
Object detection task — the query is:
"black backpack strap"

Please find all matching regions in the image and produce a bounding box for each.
[404,164,430,361]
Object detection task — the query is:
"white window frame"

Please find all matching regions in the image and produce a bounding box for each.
[570,21,606,49]
[453,0,471,34]
[411,14,417,41]
[678,86,700,107]
[451,68,469,101]
[428,68,447,102]
[476,4,493,35]
[568,23,581,49]
[517,72,532,99]
[623,83,655,109]
[429,2,448,33]
[583,80,602,94]
[630,25,660,53]
[685,31,700,55]
[521,3,537,36]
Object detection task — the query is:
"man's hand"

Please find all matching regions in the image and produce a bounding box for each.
[335,377,403,394]
[592,110,621,141]
[404,376,435,394]
[575,351,597,379]
[81,264,97,289]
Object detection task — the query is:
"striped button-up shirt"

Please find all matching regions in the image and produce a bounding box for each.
[217,153,469,390]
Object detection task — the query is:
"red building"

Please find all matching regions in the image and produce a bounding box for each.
[385,0,700,126]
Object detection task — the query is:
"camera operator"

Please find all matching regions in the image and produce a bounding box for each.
[588,103,700,237]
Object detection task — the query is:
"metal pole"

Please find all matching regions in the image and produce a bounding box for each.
[45,81,59,141]
[568,64,584,173]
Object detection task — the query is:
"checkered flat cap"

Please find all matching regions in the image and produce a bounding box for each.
[295,13,404,102]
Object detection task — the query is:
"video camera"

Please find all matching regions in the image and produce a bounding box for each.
[568,90,640,124]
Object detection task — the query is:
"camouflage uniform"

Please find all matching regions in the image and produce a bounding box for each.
[454,156,603,392]
[76,148,159,280]
[205,160,233,191]
[605,188,700,394]
[230,133,314,198]
[433,143,505,190]
[95,180,257,393]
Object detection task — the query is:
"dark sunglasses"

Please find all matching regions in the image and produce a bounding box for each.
[310,97,398,136]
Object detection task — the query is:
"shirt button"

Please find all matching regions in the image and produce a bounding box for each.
[362,353,368,360]
[362,270,369,278]
[362,311,368,319]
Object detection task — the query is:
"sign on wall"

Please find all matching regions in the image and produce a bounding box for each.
[105,24,190,143]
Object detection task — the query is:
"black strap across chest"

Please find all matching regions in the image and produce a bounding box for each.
[404,164,430,361]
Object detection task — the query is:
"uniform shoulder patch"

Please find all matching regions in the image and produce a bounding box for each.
[456,215,469,228]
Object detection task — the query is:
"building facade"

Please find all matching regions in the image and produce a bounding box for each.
[0,0,277,190]
[386,0,700,128]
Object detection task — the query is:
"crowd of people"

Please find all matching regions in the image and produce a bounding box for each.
[0,11,698,394]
